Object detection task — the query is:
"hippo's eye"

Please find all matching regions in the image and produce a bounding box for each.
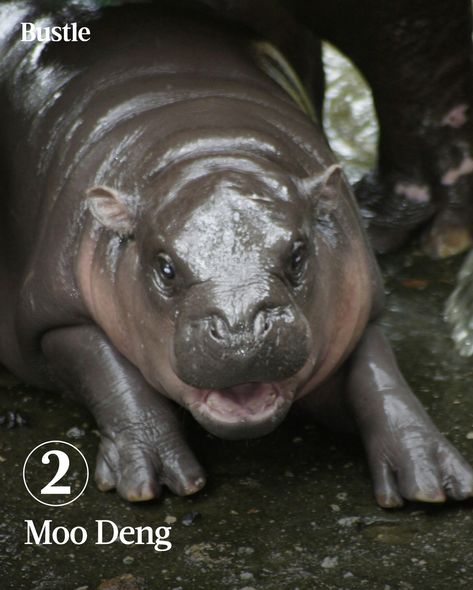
[156,254,175,281]
[288,242,307,281]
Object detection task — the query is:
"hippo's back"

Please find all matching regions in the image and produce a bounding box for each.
[0,2,324,247]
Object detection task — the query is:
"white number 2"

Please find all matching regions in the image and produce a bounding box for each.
[40,450,71,495]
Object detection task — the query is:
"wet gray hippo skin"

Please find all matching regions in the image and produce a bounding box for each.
[447,250,473,357]
[189,0,473,258]
[1,2,473,507]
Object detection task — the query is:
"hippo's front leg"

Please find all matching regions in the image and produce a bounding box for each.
[346,324,473,507]
[42,325,206,502]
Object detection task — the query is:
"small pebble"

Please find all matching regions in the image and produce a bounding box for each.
[66,426,85,439]
[237,546,255,556]
[164,515,177,525]
[240,572,254,580]
[321,556,338,569]
[401,278,428,290]
[181,511,201,526]
[0,410,28,428]
[123,556,134,565]
[337,516,360,527]
[466,432,473,440]
[98,574,143,590]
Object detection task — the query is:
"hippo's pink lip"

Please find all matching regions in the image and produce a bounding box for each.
[187,382,291,423]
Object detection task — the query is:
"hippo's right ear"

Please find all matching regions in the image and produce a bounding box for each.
[298,164,344,201]
[86,186,136,237]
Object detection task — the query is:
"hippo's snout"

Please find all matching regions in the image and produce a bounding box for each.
[207,307,273,343]
[173,302,310,391]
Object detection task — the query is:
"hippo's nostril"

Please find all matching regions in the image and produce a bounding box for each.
[208,316,228,342]
[254,309,273,338]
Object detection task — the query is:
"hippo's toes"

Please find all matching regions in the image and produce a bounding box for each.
[367,434,473,508]
[421,209,473,259]
[355,169,473,258]
[94,427,206,502]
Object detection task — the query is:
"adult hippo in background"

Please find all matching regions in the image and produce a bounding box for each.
[0,1,472,507]
[187,0,473,258]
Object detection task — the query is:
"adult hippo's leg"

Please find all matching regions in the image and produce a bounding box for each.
[299,324,473,507]
[305,0,473,257]
[42,325,206,502]
[210,0,473,256]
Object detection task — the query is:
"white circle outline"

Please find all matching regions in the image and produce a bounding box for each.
[23,440,90,507]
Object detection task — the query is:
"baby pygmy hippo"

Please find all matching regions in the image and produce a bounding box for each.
[0,2,472,507]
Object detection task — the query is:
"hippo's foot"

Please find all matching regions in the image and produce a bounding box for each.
[346,324,473,507]
[42,325,206,502]
[421,204,473,260]
[355,170,473,258]
[355,171,436,254]
[363,402,473,507]
[95,413,206,502]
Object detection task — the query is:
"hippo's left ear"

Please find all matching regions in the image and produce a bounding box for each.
[86,186,136,237]
[298,164,344,201]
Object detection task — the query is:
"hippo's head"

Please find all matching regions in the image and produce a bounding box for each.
[86,156,368,439]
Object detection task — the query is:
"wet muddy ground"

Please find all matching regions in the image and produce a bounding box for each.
[1,31,473,590]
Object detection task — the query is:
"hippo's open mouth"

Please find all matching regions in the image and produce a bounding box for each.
[200,382,287,419]
[186,382,294,439]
